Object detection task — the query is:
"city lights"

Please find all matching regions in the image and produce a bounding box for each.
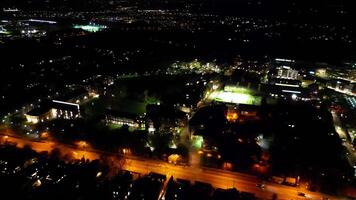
[0,1,354,199]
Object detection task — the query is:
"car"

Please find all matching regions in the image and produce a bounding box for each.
[297,192,306,197]
[256,183,265,189]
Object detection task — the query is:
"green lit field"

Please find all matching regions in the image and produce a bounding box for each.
[207,86,262,105]
[0,31,11,35]
[73,24,107,33]
[191,135,204,149]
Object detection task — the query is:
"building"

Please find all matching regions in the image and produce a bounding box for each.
[238,104,260,121]
[224,104,260,123]
[262,83,310,101]
[146,104,188,132]
[264,66,313,100]
[51,100,81,119]
[25,88,86,123]
[105,110,145,129]
[226,107,239,123]
[276,66,299,80]
[24,106,53,124]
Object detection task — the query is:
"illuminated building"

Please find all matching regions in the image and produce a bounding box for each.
[28,19,57,24]
[51,100,81,119]
[226,109,238,123]
[262,82,310,100]
[105,110,145,129]
[275,58,295,63]
[0,25,10,34]
[2,8,19,12]
[238,104,260,121]
[168,154,182,164]
[25,100,81,123]
[25,88,88,123]
[265,66,311,100]
[276,66,299,80]
[24,106,53,124]
[316,68,328,79]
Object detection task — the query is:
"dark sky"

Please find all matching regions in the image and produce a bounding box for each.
[0,0,353,19]
[0,0,349,9]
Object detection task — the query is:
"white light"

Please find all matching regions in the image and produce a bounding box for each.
[148,127,155,133]
[52,100,80,109]
[291,94,297,100]
[275,83,299,88]
[28,19,57,24]
[282,90,301,94]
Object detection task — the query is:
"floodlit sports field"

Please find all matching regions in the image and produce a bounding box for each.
[73,24,107,32]
[207,86,262,105]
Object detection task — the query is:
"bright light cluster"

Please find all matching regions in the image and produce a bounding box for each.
[208,90,261,105]
[226,110,238,122]
[73,24,107,33]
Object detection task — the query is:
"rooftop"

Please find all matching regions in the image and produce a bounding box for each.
[26,106,51,116]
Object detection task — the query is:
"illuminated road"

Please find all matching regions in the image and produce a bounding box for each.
[0,131,344,200]
[327,86,356,97]
[331,111,356,167]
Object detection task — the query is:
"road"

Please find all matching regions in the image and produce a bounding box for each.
[0,131,345,200]
[331,111,356,167]
[327,87,356,97]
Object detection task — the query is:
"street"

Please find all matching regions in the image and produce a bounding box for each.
[331,111,356,167]
[0,131,344,200]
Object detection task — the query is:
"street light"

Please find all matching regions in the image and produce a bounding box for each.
[76,141,89,149]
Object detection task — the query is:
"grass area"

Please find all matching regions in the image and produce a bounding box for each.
[108,123,124,130]
[81,98,106,120]
[114,99,149,116]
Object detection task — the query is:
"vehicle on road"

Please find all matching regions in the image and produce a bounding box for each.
[297,192,306,197]
[256,183,265,189]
